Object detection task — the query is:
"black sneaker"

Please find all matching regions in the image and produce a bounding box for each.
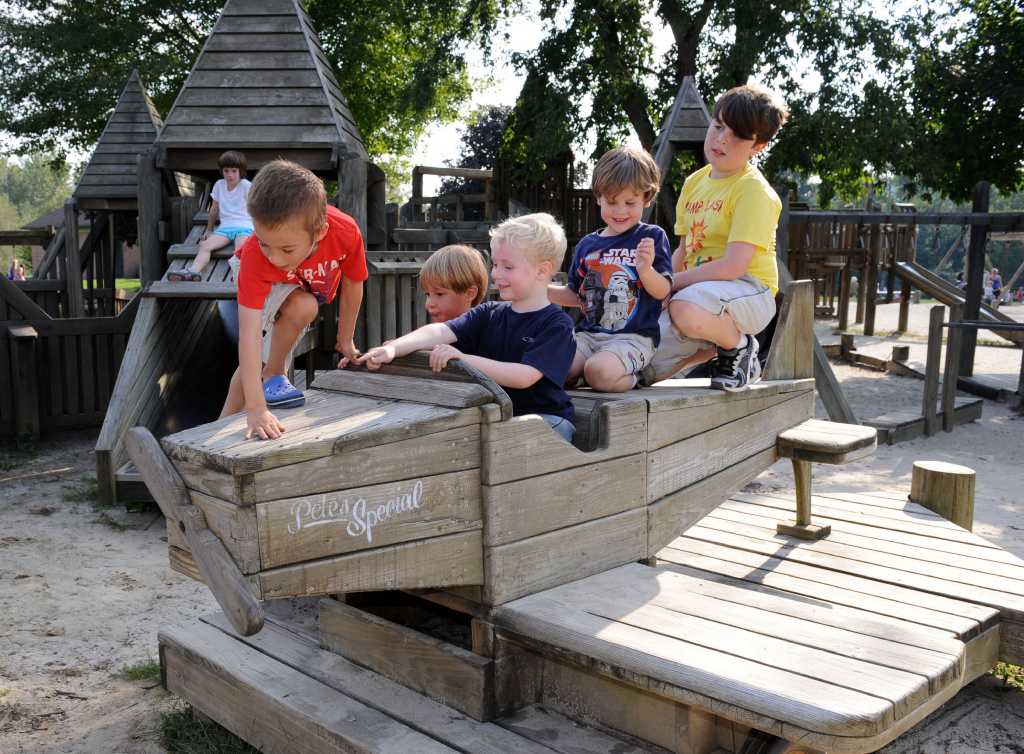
[710,335,761,391]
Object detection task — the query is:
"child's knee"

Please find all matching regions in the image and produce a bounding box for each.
[668,299,706,335]
[279,290,318,325]
[583,352,626,387]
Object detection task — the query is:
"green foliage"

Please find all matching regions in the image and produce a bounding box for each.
[440,104,510,194]
[992,662,1024,691]
[162,705,259,754]
[117,659,162,682]
[0,153,72,272]
[0,1,505,163]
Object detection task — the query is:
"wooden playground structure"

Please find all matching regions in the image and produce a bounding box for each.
[1,2,1023,751]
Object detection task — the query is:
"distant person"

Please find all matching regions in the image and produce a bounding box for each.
[955,271,965,289]
[547,145,673,392]
[651,84,789,389]
[219,160,367,440]
[419,244,489,323]
[991,267,1003,305]
[169,150,253,282]
[6,260,15,280]
[14,263,26,281]
[359,214,578,442]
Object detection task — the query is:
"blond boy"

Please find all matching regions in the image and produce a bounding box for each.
[360,214,577,441]
[420,244,489,323]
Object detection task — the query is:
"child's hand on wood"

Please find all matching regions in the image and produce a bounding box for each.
[246,407,286,441]
[335,338,360,369]
[635,237,655,272]
[429,343,462,373]
[358,344,396,370]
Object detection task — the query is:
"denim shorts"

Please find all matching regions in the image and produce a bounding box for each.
[539,414,576,443]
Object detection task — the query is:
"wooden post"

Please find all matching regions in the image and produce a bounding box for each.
[838,261,851,331]
[922,306,944,436]
[891,345,910,363]
[960,182,991,376]
[365,163,387,251]
[863,222,881,336]
[840,333,855,362]
[855,223,868,324]
[338,156,368,238]
[897,277,911,333]
[8,325,40,446]
[942,304,964,432]
[137,149,164,285]
[63,199,84,316]
[1016,347,1024,413]
[774,185,790,269]
[411,166,424,222]
[910,460,975,531]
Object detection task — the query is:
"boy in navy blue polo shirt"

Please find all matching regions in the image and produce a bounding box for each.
[548,146,672,391]
[358,213,577,441]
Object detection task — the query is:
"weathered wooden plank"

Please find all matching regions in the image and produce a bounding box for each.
[160,123,340,143]
[256,469,481,568]
[660,537,996,635]
[648,391,813,502]
[646,386,808,450]
[204,32,311,52]
[313,369,495,408]
[166,106,335,126]
[483,454,645,546]
[552,579,934,719]
[319,599,494,720]
[259,530,483,599]
[647,447,776,555]
[201,612,560,754]
[162,492,261,574]
[176,88,329,109]
[497,705,653,754]
[214,14,304,33]
[496,591,895,738]
[159,620,455,753]
[482,399,647,485]
[484,508,646,605]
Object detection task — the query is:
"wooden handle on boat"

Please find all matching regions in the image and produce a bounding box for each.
[125,428,265,636]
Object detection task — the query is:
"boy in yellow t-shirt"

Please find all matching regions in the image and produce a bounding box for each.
[649,84,789,390]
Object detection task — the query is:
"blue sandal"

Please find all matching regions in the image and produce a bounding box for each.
[263,375,305,408]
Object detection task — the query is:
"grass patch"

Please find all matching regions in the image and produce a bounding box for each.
[991,662,1024,691]
[92,512,126,532]
[0,444,38,472]
[118,659,161,682]
[63,476,98,503]
[161,705,259,754]
[115,278,141,292]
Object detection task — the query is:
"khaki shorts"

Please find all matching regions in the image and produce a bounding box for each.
[575,330,655,375]
[229,255,307,365]
[650,276,776,379]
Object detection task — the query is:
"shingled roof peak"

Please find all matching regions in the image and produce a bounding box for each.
[156,0,367,162]
[72,70,163,202]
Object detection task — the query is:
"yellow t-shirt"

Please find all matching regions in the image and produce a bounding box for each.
[674,163,781,294]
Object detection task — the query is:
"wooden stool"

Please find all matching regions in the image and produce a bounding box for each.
[910,460,976,531]
[776,419,878,540]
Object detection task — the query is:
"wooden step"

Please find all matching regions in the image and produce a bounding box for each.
[167,243,235,260]
[864,396,983,444]
[160,611,657,754]
[494,561,996,754]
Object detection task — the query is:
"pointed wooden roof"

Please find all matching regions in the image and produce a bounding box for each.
[157,0,367,173]
[73,70,163,204]
[666,76,711,147]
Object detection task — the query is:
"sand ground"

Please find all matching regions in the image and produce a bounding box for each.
[1,300,1022,753]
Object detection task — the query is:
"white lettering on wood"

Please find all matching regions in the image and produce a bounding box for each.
[286,480,425,544]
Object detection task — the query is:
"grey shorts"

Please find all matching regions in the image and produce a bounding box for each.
[650,276,776,379]
[575,330,655,375]
[229,255,307,364]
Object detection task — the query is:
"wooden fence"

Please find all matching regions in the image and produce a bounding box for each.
[0,275,138,442]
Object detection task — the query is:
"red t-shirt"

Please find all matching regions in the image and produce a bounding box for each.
[235,205,368,309]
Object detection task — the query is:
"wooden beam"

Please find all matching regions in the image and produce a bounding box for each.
[942,304,964,432]
[8,324,40,444]
[923,306,944,436]
[63,199,84,316]
[137,148,164,284]
[960,182,991,376]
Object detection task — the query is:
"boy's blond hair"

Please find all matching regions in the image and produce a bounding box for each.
[420,245,489,306]
[591,146,661,203]
[247,159,327,235]
[489,213,566,270]
[713,84,789,145]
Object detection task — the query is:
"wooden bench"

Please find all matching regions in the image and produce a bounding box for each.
[775,419,877,540]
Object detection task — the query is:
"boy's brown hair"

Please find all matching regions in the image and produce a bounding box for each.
[713,85,789,145]
[217,150,248,177]
[246,160,327,235]
[591,146,661,202]
[420,245,489,306]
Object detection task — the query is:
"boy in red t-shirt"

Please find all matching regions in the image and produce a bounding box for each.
[220,160,367,440]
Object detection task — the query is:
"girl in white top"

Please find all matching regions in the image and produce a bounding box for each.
[169,150,253,282]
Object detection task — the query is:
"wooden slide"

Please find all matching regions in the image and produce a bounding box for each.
[895,260,1024,345]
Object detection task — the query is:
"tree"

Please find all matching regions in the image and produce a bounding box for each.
[439,105,510,194]
[0,0,502,163]
[505,1,1020,205]
[0,153,72,272]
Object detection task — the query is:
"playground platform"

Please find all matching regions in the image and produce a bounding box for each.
[159,485,1024,754]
